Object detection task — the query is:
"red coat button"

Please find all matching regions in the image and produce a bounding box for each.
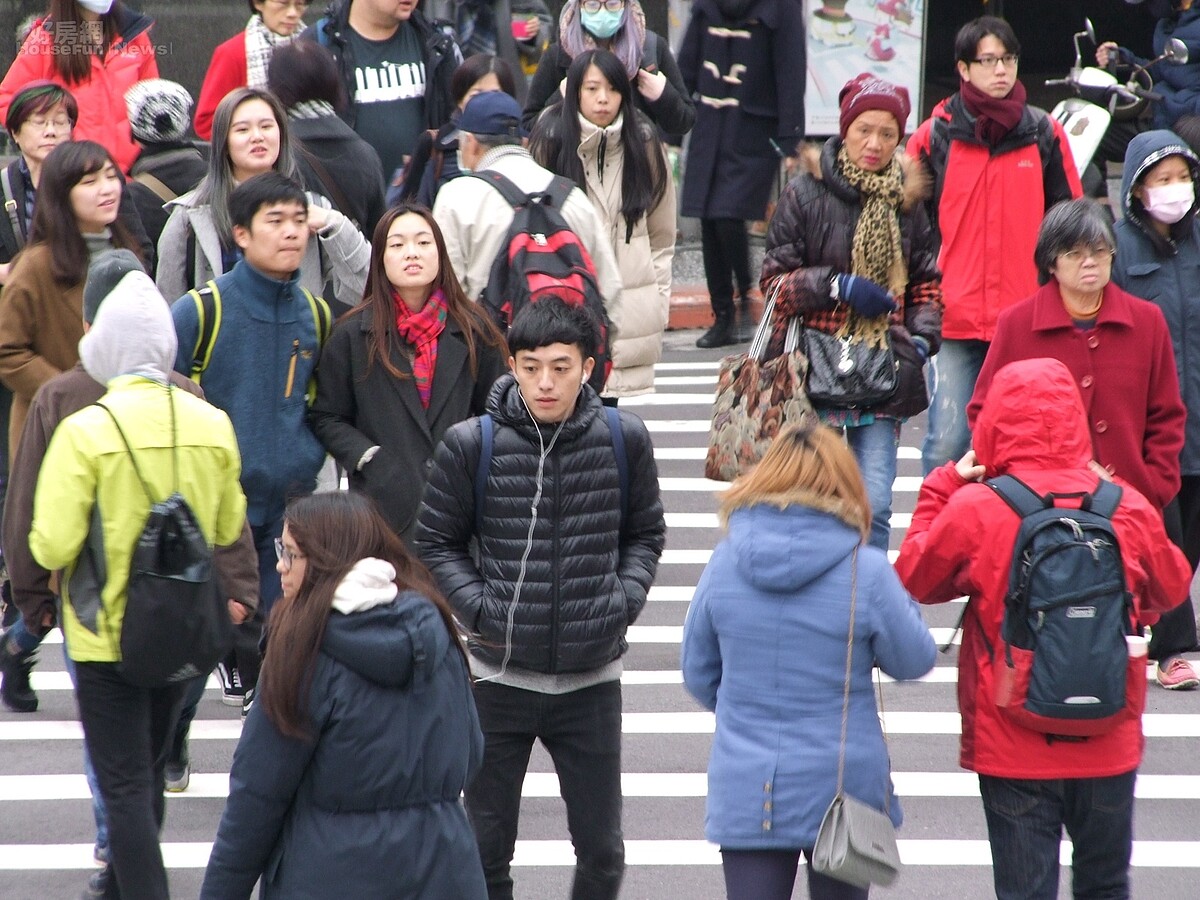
[1096,420,1109,433]
[1088,335,1100,349]
[1081,375,1094,388]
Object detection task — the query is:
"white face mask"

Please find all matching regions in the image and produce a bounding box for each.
[76,0,115,13]
[456,148,472,174]
[1142,180,1195,225]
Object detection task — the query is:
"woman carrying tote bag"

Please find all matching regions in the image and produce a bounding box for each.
[760,73,942,551]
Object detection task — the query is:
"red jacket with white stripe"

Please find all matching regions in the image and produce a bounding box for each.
[907,93,1082,342]
[895,358,1190,779]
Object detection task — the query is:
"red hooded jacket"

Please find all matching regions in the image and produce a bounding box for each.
[896,358,1191,779]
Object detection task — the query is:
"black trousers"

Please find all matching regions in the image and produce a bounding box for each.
[74,662,186,900]
[467,680,624,900]
[700,217,752,318]
[1148,491,1199,661]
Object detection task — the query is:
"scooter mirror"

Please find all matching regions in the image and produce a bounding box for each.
[1083,18,1096,47]
[1166,37,1189,65]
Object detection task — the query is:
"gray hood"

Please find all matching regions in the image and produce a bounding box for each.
[79,272,177,386]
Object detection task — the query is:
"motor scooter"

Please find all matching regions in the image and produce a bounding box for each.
[1047,19,1187,194]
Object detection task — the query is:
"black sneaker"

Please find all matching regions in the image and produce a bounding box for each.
[80,864,109,900]
[216,661,245,707]
[241,686,255,719]
[0,637,38,713]
[696,318,736,349]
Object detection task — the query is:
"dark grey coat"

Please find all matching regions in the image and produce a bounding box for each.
[309,310,507,542]
[677,0,805,220]
[415,375,666,674]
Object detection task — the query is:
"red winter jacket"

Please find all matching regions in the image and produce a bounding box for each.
[896,358,1191,779]
[907,94,1082,342]
[193,32,248,141]
[0,11,159,174]
[966,280,1185,510]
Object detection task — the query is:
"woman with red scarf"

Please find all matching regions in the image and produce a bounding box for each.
[310,203,508,543]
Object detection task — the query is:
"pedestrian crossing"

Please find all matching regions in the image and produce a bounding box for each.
[3,344,1200,899]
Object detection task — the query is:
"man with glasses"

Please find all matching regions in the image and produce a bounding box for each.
[304,0,461,194]
[908,15,1082,476]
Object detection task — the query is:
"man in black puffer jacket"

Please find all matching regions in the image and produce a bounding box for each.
[416,296,665,900]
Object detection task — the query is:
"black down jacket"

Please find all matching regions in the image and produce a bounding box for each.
[415,375,666,674]
[761,138,943,419]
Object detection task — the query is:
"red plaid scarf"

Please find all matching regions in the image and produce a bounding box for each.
[393,288,449,409]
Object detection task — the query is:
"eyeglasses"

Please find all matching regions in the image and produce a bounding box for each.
[274,538,303,570]
[1059,244,1116,264]
[969,54,1019,69]
[581,0,625,12]
[264,0,310,10]
[24,116,72,133]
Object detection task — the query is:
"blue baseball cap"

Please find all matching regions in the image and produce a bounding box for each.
[458,91,525,138]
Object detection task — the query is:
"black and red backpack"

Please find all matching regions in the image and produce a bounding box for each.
[469,170,611,392]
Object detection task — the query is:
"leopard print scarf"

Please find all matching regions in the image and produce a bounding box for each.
[836,144,907,348]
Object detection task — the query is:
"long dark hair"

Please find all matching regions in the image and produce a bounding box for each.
[47,0,122,84]
[532,49,667,242]
[258,491,466,740]
[28,140,140,285]
[356,203,507,381]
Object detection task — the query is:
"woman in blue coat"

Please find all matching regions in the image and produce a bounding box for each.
[682,420,935,899]
[200,491,486,900]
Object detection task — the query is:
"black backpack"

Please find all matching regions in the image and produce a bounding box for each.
[988,475,1139,738]
[469,170,612,393]
[96,393,231,687]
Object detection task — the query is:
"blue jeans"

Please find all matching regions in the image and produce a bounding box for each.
[251,516,285,621]
[978,771,1136,899]
[922,338,990,475]
[5,615,41,654]
[845,418,901,552]
[63,643,109,856]
[467,680,624,900]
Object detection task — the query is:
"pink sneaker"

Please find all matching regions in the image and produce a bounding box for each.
[1157,656,1200,690]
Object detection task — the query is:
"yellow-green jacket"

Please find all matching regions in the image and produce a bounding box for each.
[30,376,246,662]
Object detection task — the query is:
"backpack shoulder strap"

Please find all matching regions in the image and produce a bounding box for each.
[469,170,530,209]
[474,414,494,536]
[1086,479,1124,520]
[987,475,1046,519]
[133,171,177,204]
[1,166,24,251]
[543,175,576,210]
[605,406,629,528]
[301,287,332,345]
[188,281,221,383]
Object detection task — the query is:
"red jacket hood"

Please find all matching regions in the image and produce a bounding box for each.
[973,358,1093,478]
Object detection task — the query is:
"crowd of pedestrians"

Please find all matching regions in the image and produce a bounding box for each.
[0,2,1196,900]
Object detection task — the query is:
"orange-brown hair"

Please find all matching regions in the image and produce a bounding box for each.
[719,421,872,541]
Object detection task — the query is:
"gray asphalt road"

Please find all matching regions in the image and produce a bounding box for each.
[2,330,1199,899]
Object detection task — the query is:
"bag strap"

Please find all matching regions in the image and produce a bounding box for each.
[469,170,531,209]
[748,278,799,362]
[1,167,24,251]
[132,171,177,204]
[987,474,1046,518]
[474,414,495,536]
[604,406,628,528]
[95,387,178,498]
[302,287,332,346]
[1087,479,1123,519]
[835,545,860,797]
[188,282,221,383]
[542,175,575,210]
[298,145,357,226]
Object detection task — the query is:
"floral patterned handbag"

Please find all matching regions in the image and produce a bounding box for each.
[704,284,815,482]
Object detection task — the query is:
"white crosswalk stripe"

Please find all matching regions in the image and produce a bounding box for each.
[4,349,1199,899]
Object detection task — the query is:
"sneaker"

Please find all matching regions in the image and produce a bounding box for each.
[80,865,109,900]
[164,757,190,792]
[1156,656,1200,690]
[241,686,255,719]
[696,317,736,349]
[216,660,245,707]
[0,638,38,713]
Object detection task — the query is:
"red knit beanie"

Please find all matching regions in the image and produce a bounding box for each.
[838,73,911,138]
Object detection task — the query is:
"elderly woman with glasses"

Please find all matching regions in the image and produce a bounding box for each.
[968,197,1186,525]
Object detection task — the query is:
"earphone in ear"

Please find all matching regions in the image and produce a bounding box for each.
[581,375,587,387]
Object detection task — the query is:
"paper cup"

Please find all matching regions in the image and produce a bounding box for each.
[1126,635,1149,659]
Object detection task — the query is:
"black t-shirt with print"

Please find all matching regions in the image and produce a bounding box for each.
[347,24,426,182]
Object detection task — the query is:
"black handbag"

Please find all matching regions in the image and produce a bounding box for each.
[803,324,899,409]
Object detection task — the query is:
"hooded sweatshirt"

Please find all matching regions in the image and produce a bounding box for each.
[681,500,934,849]
[30,278,246,663]
[1113,130,1200,475]
[897,358,1191,778]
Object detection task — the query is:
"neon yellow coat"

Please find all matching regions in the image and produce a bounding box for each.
[30,376,246,662]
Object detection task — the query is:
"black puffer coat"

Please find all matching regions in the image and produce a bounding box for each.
[761,139,943,419]
[415,375,666,674]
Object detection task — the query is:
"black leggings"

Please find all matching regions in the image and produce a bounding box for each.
[721,848,870,900]
[700,217,752,317]
[1148,491,1199,661]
